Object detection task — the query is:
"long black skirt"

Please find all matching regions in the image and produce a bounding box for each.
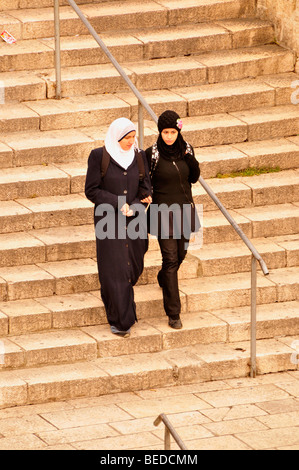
[95,211,148,332]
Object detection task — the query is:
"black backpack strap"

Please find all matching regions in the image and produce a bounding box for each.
[136,150,145,181]
[101,147,145,181]
[100,146,111,179]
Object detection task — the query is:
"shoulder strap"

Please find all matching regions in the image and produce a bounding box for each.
[100,146,110,179]
[101,147,145,181]
[136,150,145,181]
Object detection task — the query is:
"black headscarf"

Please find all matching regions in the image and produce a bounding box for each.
[157,110,186,161]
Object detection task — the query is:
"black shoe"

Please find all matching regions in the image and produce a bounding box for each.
[113,331,130,338]
[111,326,131,338]
[168,318,183,329]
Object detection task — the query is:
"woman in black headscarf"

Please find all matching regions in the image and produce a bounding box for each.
[146,110,200,329]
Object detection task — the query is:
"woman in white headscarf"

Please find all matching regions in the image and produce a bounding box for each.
[85,118,152,337]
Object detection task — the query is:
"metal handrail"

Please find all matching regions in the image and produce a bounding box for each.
[53,0,270,378]
[54,0,157,149]
[154,414,188,450]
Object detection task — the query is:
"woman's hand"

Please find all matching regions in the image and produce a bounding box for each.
[140,195,152,204]
[121,203,134,217]
[141,195,152,213]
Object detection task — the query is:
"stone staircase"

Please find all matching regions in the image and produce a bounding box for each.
[0,0,298,408]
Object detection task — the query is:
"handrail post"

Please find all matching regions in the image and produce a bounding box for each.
[154,414,188,450]
[164,428,171,450]
[138,102,144,149]
[66,0,158,123]
[251,256,257,378]
[54,0,62,99]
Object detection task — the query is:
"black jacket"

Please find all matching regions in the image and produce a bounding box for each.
[145,144,200,207]
[145,144,200,236]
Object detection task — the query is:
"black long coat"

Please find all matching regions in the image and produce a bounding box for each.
[85,147,152,331]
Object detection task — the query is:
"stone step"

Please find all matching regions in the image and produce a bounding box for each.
[0,21,289,73]
[0,163,298,213]
[0,0,256,14]
[0,329,98,370]
[0,334,297,407]
[0,287,162,335]
[0,250,200,301]
[1,2,264,41]
[1,78,299,137]
[177,266,299,314]
[0,298,299,371]
[202,202,299,242]
[0,95,130,133]
[2,0,148,11]
[1,287,298,343]
[192,234,299,277]
[198,136,299,179]
[230,106,299,143]
[0,128,96,169]
[2,61,297,105]
[0,245,298,335]
[0,196,298,266]
[0,166,298,229]
[194,168,299,209]
[1,124,299,174]
[0,189,298,245]
[1,1,167,40]
[0,165,298,225]
[0,164,71,201]
[0,58,272,102]
[0,195,94,234]
[194,44,295,84]
[0,216,297,274]
[0,226,297,299]
[0,0,98,11]
[0,70,47,101]
[116,76,299,124]
[172,73,299,118]
[0,196,299,267]
[103,19,274,61]
[181,105,299,148]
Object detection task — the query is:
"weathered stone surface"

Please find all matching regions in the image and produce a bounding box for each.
[231,105,299,141]
[0,143,13,169]
[0,70,46,101]
[0,201,34,234]
[0,0,298,415]
[18,194,93,230]
[0,232,46,267]
[0,129,94,167]
[0,298,52,335]
[0,165,70,201]
[195,45,294,84]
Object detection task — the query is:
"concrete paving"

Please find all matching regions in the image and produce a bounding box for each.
[0,371,298,450]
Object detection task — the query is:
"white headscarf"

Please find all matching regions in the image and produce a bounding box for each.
[104,118,138,170]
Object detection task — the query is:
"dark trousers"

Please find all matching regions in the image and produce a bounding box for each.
[157,236,189,319]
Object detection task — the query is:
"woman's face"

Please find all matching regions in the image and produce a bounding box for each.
[119,131,136,151]
[161,128,179,146]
